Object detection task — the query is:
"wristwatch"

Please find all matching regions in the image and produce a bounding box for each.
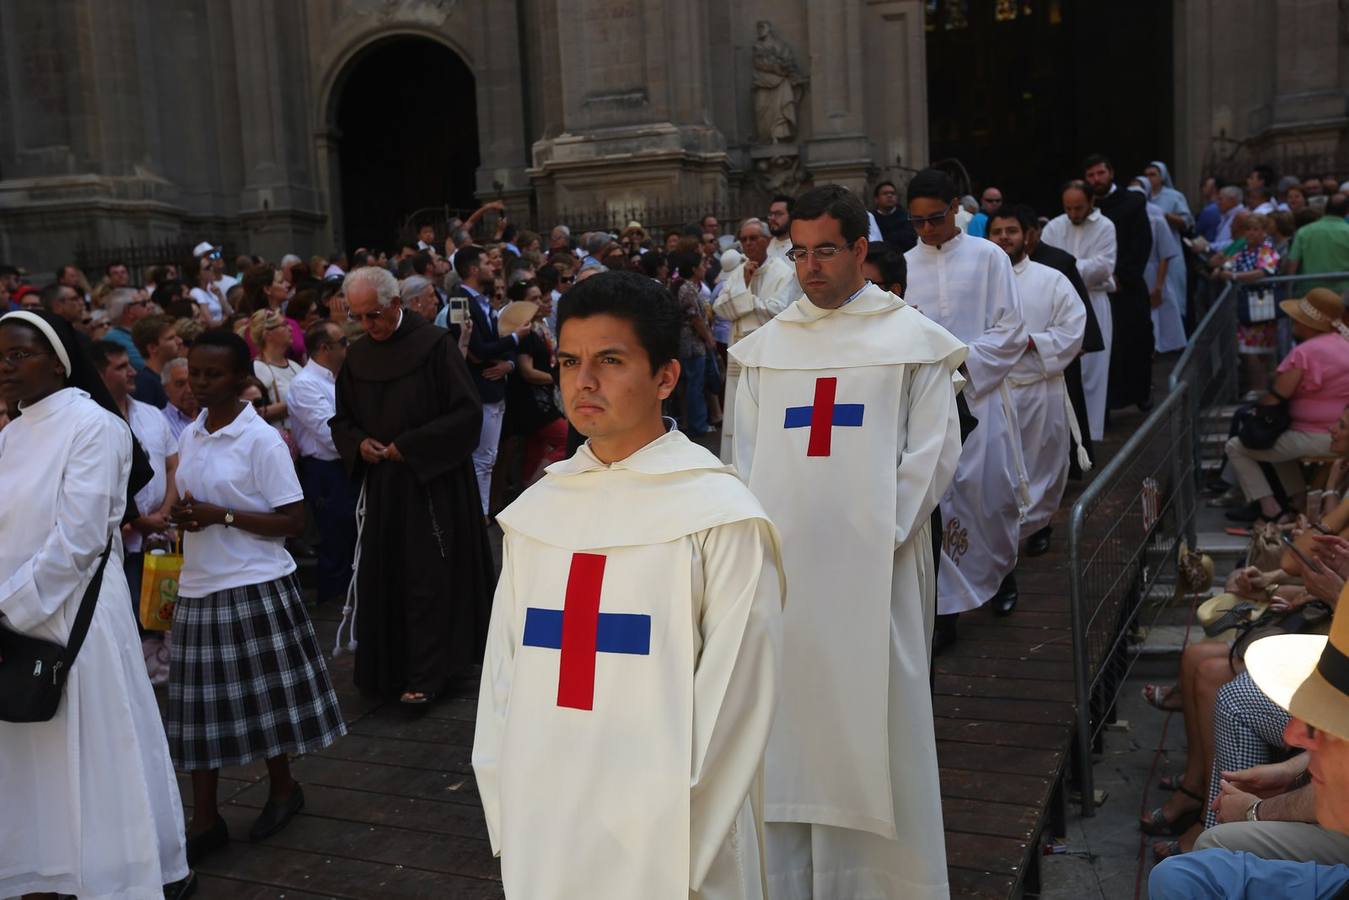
[1246,799,1263,822]
[223,509,235,527]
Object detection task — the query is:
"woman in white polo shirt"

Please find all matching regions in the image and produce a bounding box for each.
[168,329,345,865]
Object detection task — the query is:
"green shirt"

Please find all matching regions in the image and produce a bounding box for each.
[1288,216,1349,293]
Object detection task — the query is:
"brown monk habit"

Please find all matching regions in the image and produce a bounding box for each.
[330,310,496,697]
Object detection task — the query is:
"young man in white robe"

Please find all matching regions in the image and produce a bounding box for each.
[473,270,785,900]
[903,168,1029,647]
[713,217,799,463]
[988,206,1088,558]
[730,185,966,899]
[1041,182,1118,441]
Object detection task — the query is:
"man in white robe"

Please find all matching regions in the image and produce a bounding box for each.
[713,217,799,462]
[474,271,785,900]
[766,195,794,262]
[988,207,1088,557]
[731,185,966,899]
[1041,182,1118,441]
[903,169,1029,638]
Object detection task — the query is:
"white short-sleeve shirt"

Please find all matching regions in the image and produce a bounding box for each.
[174,402,304,596]
[126,397,176,554]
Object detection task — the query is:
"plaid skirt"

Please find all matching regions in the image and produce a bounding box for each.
[166,573,347,770]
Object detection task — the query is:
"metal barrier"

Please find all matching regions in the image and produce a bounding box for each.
[1068,385,1195,815]
[1068,268,1349,816]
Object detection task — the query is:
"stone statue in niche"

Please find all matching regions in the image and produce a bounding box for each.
[752,20,808,144]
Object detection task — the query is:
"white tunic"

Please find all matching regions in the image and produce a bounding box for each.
[1008,258,1087,535]
[714,255,800,462]
[904,232,1030,614]
[0,388,187,899]
[474,429,784,900]
[730,284,966,897]
[1041,210,1117,440]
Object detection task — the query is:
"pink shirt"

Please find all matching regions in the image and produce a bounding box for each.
[1279,331,1349,432]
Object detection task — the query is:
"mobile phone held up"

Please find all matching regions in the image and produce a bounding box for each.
[449,297,469,326]
[1280,531,1316,569]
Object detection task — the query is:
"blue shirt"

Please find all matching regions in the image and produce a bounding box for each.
[1150,848,1349,899]
[967,212,989,238]
[105,326,146,371]
[1196,201,1222,242]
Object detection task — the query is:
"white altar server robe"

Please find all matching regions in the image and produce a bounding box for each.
[474,428,784,900]
[904,232,1030,614]
[0,388,188,899]
[1008,257,1087,535]
[714,255,800,462]
[730,284,966,899]
[1041,210,1118,440]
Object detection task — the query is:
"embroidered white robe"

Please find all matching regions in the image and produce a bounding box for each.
[1008,257,1087,535]
[729,284,966,898]
[473,429,784,900]
[714,256,801,462]
[1041,209,1118,440]
[904,232,1030,614]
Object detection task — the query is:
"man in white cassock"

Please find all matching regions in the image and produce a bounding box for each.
[473,270,785,900]
[1041,181,1118,441]
[902,168,1029,646]
[713,216,799,463]
[988,207,1089,558]
[730,185,966,899]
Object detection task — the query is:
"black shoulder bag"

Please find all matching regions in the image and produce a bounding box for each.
[0,537,113,723]
[1234,392,1291,451]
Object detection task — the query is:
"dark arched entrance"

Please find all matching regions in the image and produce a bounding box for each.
[335,37,479,253]
[925,1,1174,214]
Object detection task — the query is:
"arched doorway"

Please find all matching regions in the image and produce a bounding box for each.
[334,37,480,253]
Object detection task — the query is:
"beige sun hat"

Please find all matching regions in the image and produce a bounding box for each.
[496,300,539,335]
[1246,582,1349,740]
[1279,287,1345,334]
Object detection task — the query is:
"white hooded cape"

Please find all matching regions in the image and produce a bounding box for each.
[728,284,965,894]
[474,428,784,900]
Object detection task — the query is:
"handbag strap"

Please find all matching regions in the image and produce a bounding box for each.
[60,536,114,669]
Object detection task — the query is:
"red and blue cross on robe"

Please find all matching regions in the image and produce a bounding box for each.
[522,552,651,710]
[783,376,865,457]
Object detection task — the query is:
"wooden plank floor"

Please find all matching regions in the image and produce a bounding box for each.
[176,409,1146,898]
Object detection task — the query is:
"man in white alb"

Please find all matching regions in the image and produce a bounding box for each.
[474,271,784,900]
[1041,181,1117,441]
[731,185,966,899]
[766,195,794,262]
[713,217,799,462]
[988,206,1088,558]
[903,169,1028,648]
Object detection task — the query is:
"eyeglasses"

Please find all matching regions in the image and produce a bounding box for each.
[80,318,93,326]
[908,209,951,229]
[0,348,51,365]
[785,243,854,262]
[355,308,387,322]
[559,276,575,284]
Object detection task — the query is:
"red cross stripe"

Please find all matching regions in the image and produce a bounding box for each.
[783,376,866,457]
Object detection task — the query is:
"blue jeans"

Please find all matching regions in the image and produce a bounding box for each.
[299,457,358,603]
[1150,849,1349,899]
[680,353,708,436]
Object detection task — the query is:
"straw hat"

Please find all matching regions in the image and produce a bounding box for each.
[496,300,539,335]
[1280,287,1345,333]
[1246,582,1349,740]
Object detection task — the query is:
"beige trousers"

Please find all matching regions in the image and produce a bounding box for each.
[1195,820,1349,866]
[1225,429,1331,503]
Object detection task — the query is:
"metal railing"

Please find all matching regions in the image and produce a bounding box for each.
[1069,269,1349,815]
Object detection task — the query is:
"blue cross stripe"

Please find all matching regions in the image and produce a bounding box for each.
[783,403,865,429]
[522,608,652,655]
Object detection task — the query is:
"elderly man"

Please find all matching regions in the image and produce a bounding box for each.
[330,265,495,705]
[103,287,151,370]
[160,357,198,441]
[289,321,357,607]
[1213,185,1248,248]
[713,216,799,463]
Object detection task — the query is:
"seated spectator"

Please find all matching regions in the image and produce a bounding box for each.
[1227,289,1349,524]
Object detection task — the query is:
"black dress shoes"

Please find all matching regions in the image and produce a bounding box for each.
[1025,526,1052,558]
[249,785,306,842]
[933,613,959,655]
[164,871,198,899]
[991,573,1018,617]
[185,817,228,867]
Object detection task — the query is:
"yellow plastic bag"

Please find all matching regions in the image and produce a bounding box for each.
[139,542,182,631]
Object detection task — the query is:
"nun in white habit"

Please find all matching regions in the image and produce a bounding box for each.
[0,309,191,899]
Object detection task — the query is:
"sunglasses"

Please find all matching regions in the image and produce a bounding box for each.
[559,276,575,284]
[355,309,387,322]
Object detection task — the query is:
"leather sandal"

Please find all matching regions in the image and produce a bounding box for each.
[1152,839,1185,860]
[1141,683,1183,711]
[1140,784,1204,836]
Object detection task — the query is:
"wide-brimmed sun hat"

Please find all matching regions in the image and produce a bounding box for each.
[1246,583,1349,740]
[1280,287,1345,333]
[496,300,539,335]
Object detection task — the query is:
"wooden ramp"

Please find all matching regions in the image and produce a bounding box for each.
[183,421,1139,898]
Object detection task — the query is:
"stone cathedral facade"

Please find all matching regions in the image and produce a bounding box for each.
[0,0,1345,273]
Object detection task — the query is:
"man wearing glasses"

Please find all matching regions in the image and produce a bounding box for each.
[288,321,357,607]
[729,184,966,899]
[903,168,1029,644]
[713,217,798,462]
